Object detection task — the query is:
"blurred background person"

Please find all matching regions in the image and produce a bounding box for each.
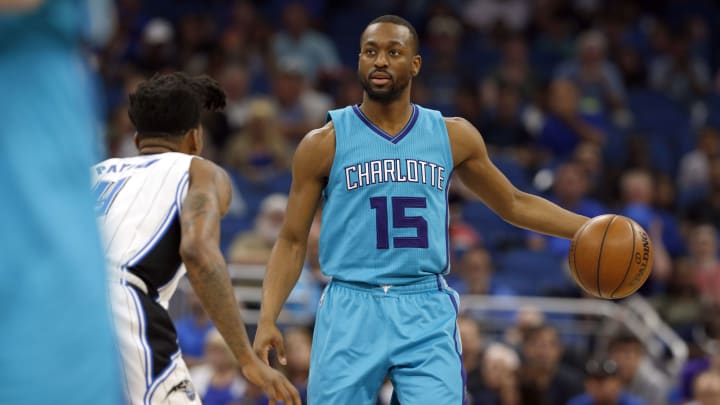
[228,193,288,264]
[175,290,216,368]
[690,371,720,405]
[607,332,670,405]
[568,359,649,405]
[519,324,584,405]
[471,342,521,405]
[190,329,247,405]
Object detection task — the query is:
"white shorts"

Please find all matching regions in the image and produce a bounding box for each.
[112,282,202,405]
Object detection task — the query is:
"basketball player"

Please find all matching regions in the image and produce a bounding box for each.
[93,73,300,405]
[253,15,590,404]
[0,1,120,404]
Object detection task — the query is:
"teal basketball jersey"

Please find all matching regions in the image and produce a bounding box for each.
[320,104,454,285]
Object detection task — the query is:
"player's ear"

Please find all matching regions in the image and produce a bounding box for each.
[411,54,422,77]
[189,126,204,156]
[133,133,140,151]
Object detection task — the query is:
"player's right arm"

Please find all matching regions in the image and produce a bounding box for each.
[254,123,334,364]
[180,158,300,405]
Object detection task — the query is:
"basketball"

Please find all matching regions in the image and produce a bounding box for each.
[568,214,653,299]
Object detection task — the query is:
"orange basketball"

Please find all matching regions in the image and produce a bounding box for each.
[568,214,653,299]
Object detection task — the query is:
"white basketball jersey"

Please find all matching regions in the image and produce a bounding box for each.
[92,152,194,309]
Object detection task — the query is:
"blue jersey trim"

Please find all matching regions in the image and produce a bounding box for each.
[444,290,468,405]
[352,104,419,144]
[144,350,181,404]
[442,169,454,274]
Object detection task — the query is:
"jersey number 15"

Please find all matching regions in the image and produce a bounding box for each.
[370,196,428,249]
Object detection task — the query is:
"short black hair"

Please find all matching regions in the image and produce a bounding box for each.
[365,15,419,54]
[128,72,226,139]
[608,332,643,351]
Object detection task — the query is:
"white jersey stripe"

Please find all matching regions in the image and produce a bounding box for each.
[127,284,153,388]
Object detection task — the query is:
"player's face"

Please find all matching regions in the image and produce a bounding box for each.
[358,23,420,103]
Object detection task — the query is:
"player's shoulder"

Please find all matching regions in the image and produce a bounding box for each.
[294,122,336,175]
[443,116,475,132]
[298,121,336,153]
[189,156,230,185]
[306,120,336,141]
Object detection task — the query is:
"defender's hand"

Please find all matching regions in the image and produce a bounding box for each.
[241,356,301,405]
[253,321,287,366]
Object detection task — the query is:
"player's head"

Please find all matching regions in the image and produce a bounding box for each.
[358,15,421,103]
[128,72,226,155]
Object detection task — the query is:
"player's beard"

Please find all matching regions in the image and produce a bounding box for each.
[358,71,410,103]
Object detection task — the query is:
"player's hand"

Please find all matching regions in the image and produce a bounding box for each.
[241,355,301,405]
[253,321,287,366]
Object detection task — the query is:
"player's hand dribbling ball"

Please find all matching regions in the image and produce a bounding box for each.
[568,214,653,299]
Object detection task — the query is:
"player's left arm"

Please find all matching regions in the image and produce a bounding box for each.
[446,117,589,239]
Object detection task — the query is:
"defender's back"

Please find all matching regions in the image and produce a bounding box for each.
[92,152,193,308]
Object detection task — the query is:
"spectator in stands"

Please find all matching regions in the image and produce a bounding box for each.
[134,18,176,74]
[283,327,312,401]
[691,371,720,405]
[228,193,287,264]
[530,10,575,79]
[223,98,291,182]
[447,246,514,296]
[537,79,607,160]
[219,63,253,131]
[679,348,720,403]
[619,169,673,291]
[571,141,606,200]
[333,73,364,109]
[677,223,720,308]
[462,0,531,32]
[652,261,704,341]
[448,192,482,261]
[220,98,292,245]
[519,324,584,405]
[284,215,325,324]
[607,333,670,405]
[480,83,534,157]
[176,13,215,74]
[420,15,465,115]
[685,158,720,228]
[470,342,521,405]
[568,359,649,405]
[649,27,710,104]
[271,2,341,84]
[678,126,720,196]
[222,1,274,94]
[616,45,648,90]
[246,327,312,405]
[484,34,537,101]
[527,161,605,257]
[190,329,247,405]
[555,30,627,116]
[459,316,485,404]
[271,57,332,142]
[107,103,137,158]
[175,290,215,368]
[504,306,545,349]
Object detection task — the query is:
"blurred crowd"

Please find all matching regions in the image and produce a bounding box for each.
[93,0,720,404]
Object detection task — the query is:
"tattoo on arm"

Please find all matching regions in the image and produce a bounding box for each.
[181,193,219,230]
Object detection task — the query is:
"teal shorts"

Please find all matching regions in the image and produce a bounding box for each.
[308,275,466,404]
